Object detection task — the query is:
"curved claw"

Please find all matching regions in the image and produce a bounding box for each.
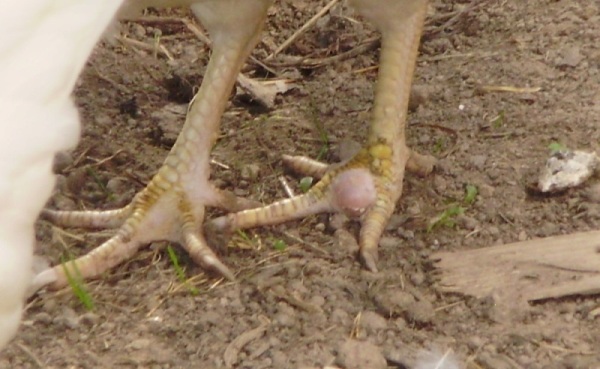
[360,247,380,273]
[182,230,235,281]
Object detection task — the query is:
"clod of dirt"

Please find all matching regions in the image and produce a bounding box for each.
[52,193,76,210]
[332,228,360,260]
[357,311,388,332]
[405,299,435,325]
[378,236,401,249]
[562,354,600,369]
[370,286,435,325]
[65,167,89,195]
[164,72,199,103]
[150,104,186,146]
[106,177,129,194]
[240,163,261,181]
[52,151,73,173]
[223,317,269,368]
[119,96,139,117]
[334,339,387,369]
[408,84,429,112]
[79,312,100,327]
[556,45,583,68]
[53,307,79,330]
[583,183,600,203]
[476,352,517,369]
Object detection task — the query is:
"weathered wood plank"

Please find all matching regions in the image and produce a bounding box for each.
[431,231,600,301]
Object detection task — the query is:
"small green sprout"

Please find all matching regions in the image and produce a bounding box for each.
[548,142,567,154]
[427,205,465,232]
[85,167,115,201]
[61,256,95,310]
[464,184,478,205]
[167,245,199,296]
[428,184,478,232]
[272,239,287,251]
[308,97,330,160]
[490,110,505,128]
[432,137,446,154]
[236,229,252,243]
[299,177,314,193]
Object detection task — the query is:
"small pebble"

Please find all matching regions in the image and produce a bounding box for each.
[405,298,435,324]
[396,228,414,240]
[583,183,600,203]
[378,236,400,249]
[470,155,487,171]
[478,183,495,197]
[128,338,151,350]
[33,312,52,325]
[53,151,73,173]
[456,215,479,230]
[132,23,146,38]
[240,163,261,180]
[358,311,388,332]
[335,340,387,369]
[80,312,100,327]
[556,45,582,67]
[410,270,425,286]
[53,307,79,329]
[106,177,129,194]
[406,202,421,216]
[273,311,296,328]
[333,229,359,255]
[433,175,448,193]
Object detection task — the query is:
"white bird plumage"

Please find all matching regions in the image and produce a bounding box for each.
[0,0,123,349]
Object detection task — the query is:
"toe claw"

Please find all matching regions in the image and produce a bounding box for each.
[182,231,236,281]
[29,268,58,295]
[360,248,379,273]
[206,257,236,282]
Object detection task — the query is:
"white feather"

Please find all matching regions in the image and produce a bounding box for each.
[0,0,123,349]
[414,349,462,369]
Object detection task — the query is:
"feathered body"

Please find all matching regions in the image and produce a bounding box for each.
[0,0,123,349]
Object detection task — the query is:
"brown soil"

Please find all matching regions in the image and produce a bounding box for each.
[3,1,600,368]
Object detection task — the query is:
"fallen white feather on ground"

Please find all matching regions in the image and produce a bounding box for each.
[415,349,461,369]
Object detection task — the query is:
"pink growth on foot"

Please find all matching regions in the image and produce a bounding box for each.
[330,168,376,218]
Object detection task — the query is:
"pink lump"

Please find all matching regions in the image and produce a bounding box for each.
[330,168,377,218]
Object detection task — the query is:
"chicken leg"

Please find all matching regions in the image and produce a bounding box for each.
[207,0,433,272]
[34,0,274,290]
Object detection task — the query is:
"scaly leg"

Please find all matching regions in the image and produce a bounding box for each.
[207,0,433,272]
[33,0,273,290]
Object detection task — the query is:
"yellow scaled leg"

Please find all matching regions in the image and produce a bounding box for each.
[34,0,274,290]
[208,0,433,272]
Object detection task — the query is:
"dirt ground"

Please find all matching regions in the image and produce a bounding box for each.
[3,0,600,368]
